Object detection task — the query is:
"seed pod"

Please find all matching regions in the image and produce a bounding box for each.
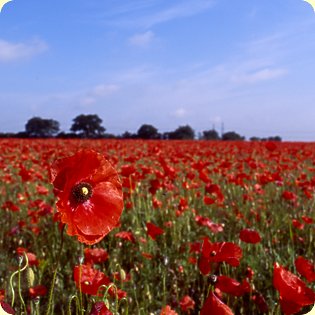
[120,268,126,281]
[27,267,35,287]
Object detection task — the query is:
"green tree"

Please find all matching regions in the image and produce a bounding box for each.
[168,125,195,140]
[202,129,220,140]
[267,136,282,142]
[121,131,136,139]
[70,114,105,138]
[25,117,60,137]
[250,136,261,141]
[137,124,160,139]
[222,131,245,141]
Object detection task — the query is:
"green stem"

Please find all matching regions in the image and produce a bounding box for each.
[78,244,84,315]
[10,252,29,308]
[17,262,27,314]
[45,225,65,315]
[34,298,40,315]
[118,298,129,315]
[78,265,84,315]
[67,295,80,315]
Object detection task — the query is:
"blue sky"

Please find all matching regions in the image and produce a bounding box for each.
[0,0,315,140]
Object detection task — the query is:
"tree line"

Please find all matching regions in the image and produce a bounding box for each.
[0,114,282,141]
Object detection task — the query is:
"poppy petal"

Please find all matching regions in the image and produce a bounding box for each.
[74,182,123,236]
[200,291,234,315]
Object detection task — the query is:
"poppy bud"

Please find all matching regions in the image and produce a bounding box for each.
[27,268,35,287]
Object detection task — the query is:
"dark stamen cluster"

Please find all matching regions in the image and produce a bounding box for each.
[71,182,93,203]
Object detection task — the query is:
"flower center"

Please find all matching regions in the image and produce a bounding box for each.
[72,182,93,203]
[209,274,218,284]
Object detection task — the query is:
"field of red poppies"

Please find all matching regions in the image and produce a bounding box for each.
[0,139,314,315]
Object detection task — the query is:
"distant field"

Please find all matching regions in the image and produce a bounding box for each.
[0,139,314,314]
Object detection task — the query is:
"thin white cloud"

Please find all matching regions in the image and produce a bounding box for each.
[104,0,158,16]
[210,116,222,124]
[79,83,120,106]
[248,7,258,19]
[110,66,157,83]
[173,108,188,118]
[80,97,95,106]
[144,0,214,27]
[111,0,215,28]
[0,39,48,62]
[244,33,286,62]
[128,31,155,47]
[230,67,287,84]
[224,34,289,84]
[91,84,119,97]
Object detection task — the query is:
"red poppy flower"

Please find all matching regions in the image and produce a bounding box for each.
[265,141,277,151]
[301,216,313,224]
[245,267,254,280]
[205,183,225,203]
[29,285,47,299]
[239,229,261,244]
[199,170,210,183]
[295,257,315,282]
[115,231,136,243]
[73,264,110,296]
[205,183,221,195]
[179,295,195,312]
[50,149,123,245]
[189,242,202,254]
[36,185,49,195]
[160,305,178,315]
[16,248,39,266]
[252,291,269,313]
[198,238,242,275]
[84,248,109,264]
[142,252,154,260]
[215,276,251,296]
[152,197,162,208]
[121,176,136,191]
[195,215,224,233]
[120,164,136,177]
[18,164,32,182]
[0,302,15,315]
[108,287,127,300]
[164,221,173,228]
[188,256,197,265]
[16,247,28,255]
[149,179,161,195]
[282,191,297,202]
[273,263,315,314]
[203,196,215,205]
[1,201,19,212]
[200,291,234,315]
[292,219,304,230]
[146,222,164,240]
[89,302,113,315]
[177,197,189,214]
